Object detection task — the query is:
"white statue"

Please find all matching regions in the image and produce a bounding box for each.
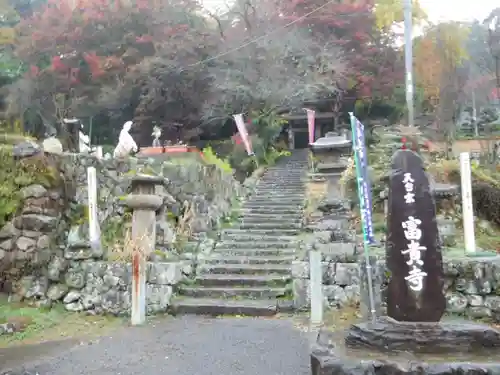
[79,124,91,153]
[152,126,162,147]
[113,121,138,158]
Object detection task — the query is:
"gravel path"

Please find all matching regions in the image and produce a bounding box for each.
[4,316,311,375]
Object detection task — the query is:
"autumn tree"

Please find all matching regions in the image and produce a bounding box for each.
[414,22,470,135]
[485,7,500,100]
[6,0,216,144]
[463,21,498,108]
[203,0,345,120]
[0,0,21,79]
[277,0,408,115]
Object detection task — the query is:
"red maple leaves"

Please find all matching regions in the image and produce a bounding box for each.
[279,0,402,100]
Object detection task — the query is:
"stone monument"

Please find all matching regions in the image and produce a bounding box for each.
[380,174,459,247]
[113,121,138,158]
[63,117,81,152]
[310,132,351,198]
[311,149,500,375]
[385,149,445,321]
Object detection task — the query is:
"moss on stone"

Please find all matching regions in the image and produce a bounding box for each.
[101,211,132,259]
[0,147,61,228]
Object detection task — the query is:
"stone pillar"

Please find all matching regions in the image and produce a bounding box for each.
[359,255,383,320]
[288,128,295,150]
[123,174,165,325]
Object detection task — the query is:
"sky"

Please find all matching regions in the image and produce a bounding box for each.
[202,0,498,23]
[416,0,496,23]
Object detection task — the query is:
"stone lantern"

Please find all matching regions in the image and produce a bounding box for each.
[123,174,166,325]
[310,131,352,199]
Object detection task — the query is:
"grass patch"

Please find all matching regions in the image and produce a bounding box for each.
[0,295,125,348]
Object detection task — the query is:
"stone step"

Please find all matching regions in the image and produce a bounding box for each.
[216,240,295,249]
[258,176,304,180]
[251,194,305,199]
[265,168,305,171]
[244,202,304,208]
[262,170,304,173]
[257,180,304,184]
[262,177,304,179]
[259,178,303,183]
[203,254,296,264]
[249,194,306,200]
[240,207,303,215]
[256,186,303,190]
[243,202,304,209]
[236,222,302,230]
[240,213,303,221]
[244,203,303,209]
[213,248,296,256]
[198,263,292,275]
[194,274,290,287]
[171,298,278,316]
[261,173,303,176]
[239,217,302,225]
[223,228,299,235]
[179,286,287,299]
[247,197,305,203]
[221,232,299,241]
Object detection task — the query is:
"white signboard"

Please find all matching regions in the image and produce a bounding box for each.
[87,167,101,251]
[460,152,476,254]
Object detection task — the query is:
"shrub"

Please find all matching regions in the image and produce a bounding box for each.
[473,183,500,226]
[201,146,233,174]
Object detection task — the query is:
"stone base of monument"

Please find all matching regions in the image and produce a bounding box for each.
[311,317,500,375]
[345,316,500,353]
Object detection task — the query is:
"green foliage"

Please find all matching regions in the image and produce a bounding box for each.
[215,108,290,179]
[202,146,233,174]
[249,108,288,150]
[343,126,430,204]
[68,204,88,225]
[0,147,60,228]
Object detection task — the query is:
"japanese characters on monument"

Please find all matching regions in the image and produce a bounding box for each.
[354,118,375,244]
[401,172,426,292]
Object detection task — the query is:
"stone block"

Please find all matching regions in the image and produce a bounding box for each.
[147,284,173,314]
[291,261,309,279]
[317,242,357,262]
[148,262,182,285]
[333,263,359,286]
[292,278,310,311]
[445,292,468,314]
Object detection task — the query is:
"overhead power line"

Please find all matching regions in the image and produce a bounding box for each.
[190,0,341,66]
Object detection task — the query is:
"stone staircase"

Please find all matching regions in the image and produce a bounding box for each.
[173,151,308,316]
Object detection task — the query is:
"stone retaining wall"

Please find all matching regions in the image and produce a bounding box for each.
[293,245,500,321]
[294,192,500,321]
[293,194,361,310]
[1,151,243,315]
[42,261,190,315]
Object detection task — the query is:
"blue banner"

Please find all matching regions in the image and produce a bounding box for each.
[350,114,375,244]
